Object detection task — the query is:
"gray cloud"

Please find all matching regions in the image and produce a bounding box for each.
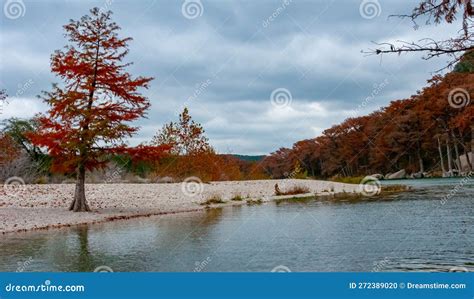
[0,0,460,154]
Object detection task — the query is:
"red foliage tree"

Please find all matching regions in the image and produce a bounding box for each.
[28,8,167,211]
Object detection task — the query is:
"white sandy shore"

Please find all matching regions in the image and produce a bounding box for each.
[0,179,360,234]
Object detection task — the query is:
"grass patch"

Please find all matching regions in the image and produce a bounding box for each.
[329,176,365,184]
[381,184,409,193]
[275,195,316,205]
[230,194,244,201]
[246,198,263,205]
[274,183,310,196]
[200,195,226,206]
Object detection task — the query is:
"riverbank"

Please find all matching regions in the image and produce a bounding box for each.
[0,179,361,234]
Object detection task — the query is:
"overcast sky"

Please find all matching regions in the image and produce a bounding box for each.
[0,0,461,154]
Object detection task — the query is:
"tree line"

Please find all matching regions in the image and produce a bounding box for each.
[260,55,473,179]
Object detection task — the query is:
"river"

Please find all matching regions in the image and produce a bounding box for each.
[0,178,472,272]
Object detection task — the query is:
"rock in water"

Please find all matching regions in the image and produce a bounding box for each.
[386,169,406,180]
[370,174,384,180]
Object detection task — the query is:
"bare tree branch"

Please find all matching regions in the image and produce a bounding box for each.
[365,0,474,71]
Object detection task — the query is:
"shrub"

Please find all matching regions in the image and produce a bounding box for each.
[274,183,310,196]
[200,195,226,206]
[230,194,243,201]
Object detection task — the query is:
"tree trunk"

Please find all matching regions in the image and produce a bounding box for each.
[465,146,473,171]
[446,133,453,176]
[437,136,446,174]
[471,125,474,153]
[416,141,424,173]
[451,131,462,173]
[418,152,424,173]
[69,165,90,212]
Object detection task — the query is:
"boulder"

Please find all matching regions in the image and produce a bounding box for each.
[370,174,384,180]
[386,169,406,180]
[411,172,423,179]
[156,176,175,184]
[458,152,474,172]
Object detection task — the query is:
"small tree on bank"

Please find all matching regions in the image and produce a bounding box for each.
[152,107,211,155]
[29,8,166,212]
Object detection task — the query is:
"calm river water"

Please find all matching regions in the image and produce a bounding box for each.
[1,178,472,272]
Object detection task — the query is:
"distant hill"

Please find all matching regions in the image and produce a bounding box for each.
[228,154,266,162]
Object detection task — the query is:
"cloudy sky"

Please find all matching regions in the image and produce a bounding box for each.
[0,0,461,154]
